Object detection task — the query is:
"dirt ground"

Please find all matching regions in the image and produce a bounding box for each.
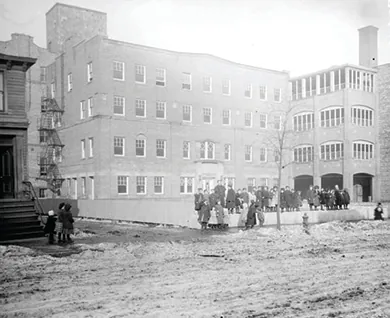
[1,219,390,318]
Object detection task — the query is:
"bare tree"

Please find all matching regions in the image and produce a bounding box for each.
[264,102,300,230]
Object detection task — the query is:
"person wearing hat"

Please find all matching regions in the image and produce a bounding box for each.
[245,200,257,230]
[374,203,384,221]
[44,210,57,244]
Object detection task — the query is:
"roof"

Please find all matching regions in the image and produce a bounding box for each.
[0,53,36,70]
[104,37,290,76]
[46,2,107,16]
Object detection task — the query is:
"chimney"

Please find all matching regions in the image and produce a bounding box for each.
[358,26,378,68]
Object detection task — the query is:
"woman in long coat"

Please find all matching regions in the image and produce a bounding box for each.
[226,184,236,214]
[245,201,257,229]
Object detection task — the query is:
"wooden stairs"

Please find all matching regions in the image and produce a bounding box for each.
[0,199,45,242]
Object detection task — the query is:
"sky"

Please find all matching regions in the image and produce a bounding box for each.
[0,0,389,76]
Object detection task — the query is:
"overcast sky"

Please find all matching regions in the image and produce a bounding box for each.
[0,0,389,76]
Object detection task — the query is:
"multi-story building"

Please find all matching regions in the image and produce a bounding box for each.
[289,26,379,202]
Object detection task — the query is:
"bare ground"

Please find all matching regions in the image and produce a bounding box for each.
[1,219,390,318]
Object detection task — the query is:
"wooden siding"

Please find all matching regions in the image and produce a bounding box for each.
[5,70,27,119]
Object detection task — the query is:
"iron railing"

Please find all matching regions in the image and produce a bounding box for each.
[22,180,46,225]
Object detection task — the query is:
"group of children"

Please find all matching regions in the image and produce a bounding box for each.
[306,185,351,211]
[43,202,75,244]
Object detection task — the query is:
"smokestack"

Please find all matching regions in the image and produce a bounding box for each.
[358,25,378,68]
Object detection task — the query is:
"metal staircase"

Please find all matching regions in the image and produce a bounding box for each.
[36,97,65,195]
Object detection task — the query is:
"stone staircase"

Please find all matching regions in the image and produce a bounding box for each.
[0,199,45,242]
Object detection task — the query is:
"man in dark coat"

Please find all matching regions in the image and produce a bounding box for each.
[334,185,343,210]
[214,180,226,208]
[306,185,315,211]
[44,210,57,244]
[284,186,293,212]
[194,188,204,211]
[208,188,218,209]
[245,201,257,229]
[226,184,236,214]
[374,203,384,220]
[343,188,351,209]
[255,186,263,209]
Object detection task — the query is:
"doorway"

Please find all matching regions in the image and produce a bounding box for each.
[294,175,314,200]
[202,178,216,193]
[0,145,15,199]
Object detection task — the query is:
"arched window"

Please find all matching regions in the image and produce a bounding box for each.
[293,112,314,132]
[352,141,374,160]
[351,106,373,127]
[320,141,344,161]
[293,145,314,163]
[320,106,344,128]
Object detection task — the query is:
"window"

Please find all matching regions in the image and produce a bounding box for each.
[351,106,373,126]
[260,147,267,162]
[274,88,282,102]
[244,112,252,127]
[40,67,47,82]
[245,145,252,162]
[156,101,166,119]
[203,107,212,124]
[222,109,231,125]
[244,84,252,98]
[154,177,164,194]
[180,177,194,194]
[81,177,86,197]
[114,137,125,156]
[259,178,268,187]
[88,138,94,157]
[156,139,166,158]
[38,188,46,198]
[293,112,315,131]
[135,64,146,83]
[183,105,192,122]
[293,145,314,163]
[51,82,56,99]
[0,72,4,112]
[87,62,93,82]
[259,114,267,129]
[89,176,95,200]
[39,131,47,143]
[224,177,236,189]
[135,99,146,117]
[88,97,93,117]
[54,147,62,163]
[81,139,86,159]
[136,139,145,157]
[117,176,128,194]
[39,157,47,176]
[203,76,212,92]
[247,178,256,192]
[222,79,231,95]
[273,115,281,130]
[353,141,374,160]
[224,144,231,161]
[200,141,215,160]
[136,176,147,194]
[320,107,344,128]
[156,68,166,86]
[182,72,192,90]
[67,73,72,92]
[259,86,267,100]
[183,141,190,159]
[113,61,125,80]
[73,178,78,199]
[320,142,344,160]
[274,149,280,162]
[80,100,86,119]
[113,96,125,115]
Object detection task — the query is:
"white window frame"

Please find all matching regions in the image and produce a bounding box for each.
[135,99,146,118]
[222,109,231,126]
[274,88,282,103]
[113,96,125,116]
[117,176,128,195]
[88,137,94,158]
[135,64,146,84]
[293,112,315,132]
[154,176,164,194]
[320,107,345,128]
[51,82,56,99]
[136,139,146,157]
[352,141,374,160]
[81,177,86,197]
[203,107,212,124]
[222,79,231,96]
[244,112,253,128]
[81,139,85,159]
[87,62,93,83]
[259,113,267,129]
[224,177,236,190]
[180,177,194,194]
[80,101,86,119]
[183,141,191,159]
[67,73,72,92]
[156,101,166,119]
[245,145,253,162]
[88,97,93,117]
[224,144,231,161]
[113,61,125,81]
[114,136,125,157]
[182,72,192,90]
[259,85,267,100]
[182,105,192,122]
[200,141,215,160]
[320,141,344,161]
[260,147,267,162]
[273,115,282,130]
[156,139,166,158]
[89,176,95,200]
[156,68,166,86]
[203,76,212,93]
[293,145,314,163]
[351,106,374,127]
[136,176,147,195]
[244,84,252,99]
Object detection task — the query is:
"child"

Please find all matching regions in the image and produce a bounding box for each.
[208,207,218,229]
[44,210,57,244]
[61,203,75,243]
[56,202,65,243]
[374,203,384,221]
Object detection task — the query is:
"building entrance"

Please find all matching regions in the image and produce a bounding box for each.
[0,145,15,199]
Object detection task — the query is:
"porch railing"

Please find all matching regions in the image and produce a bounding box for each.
[22,180,46,225]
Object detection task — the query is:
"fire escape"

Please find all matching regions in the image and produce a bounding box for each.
[36,97,65,195]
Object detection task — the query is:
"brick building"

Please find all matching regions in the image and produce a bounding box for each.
[289,26,379,202]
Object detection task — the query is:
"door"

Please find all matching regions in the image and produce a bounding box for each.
[0,146,15,199]
[202,178,216,193]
